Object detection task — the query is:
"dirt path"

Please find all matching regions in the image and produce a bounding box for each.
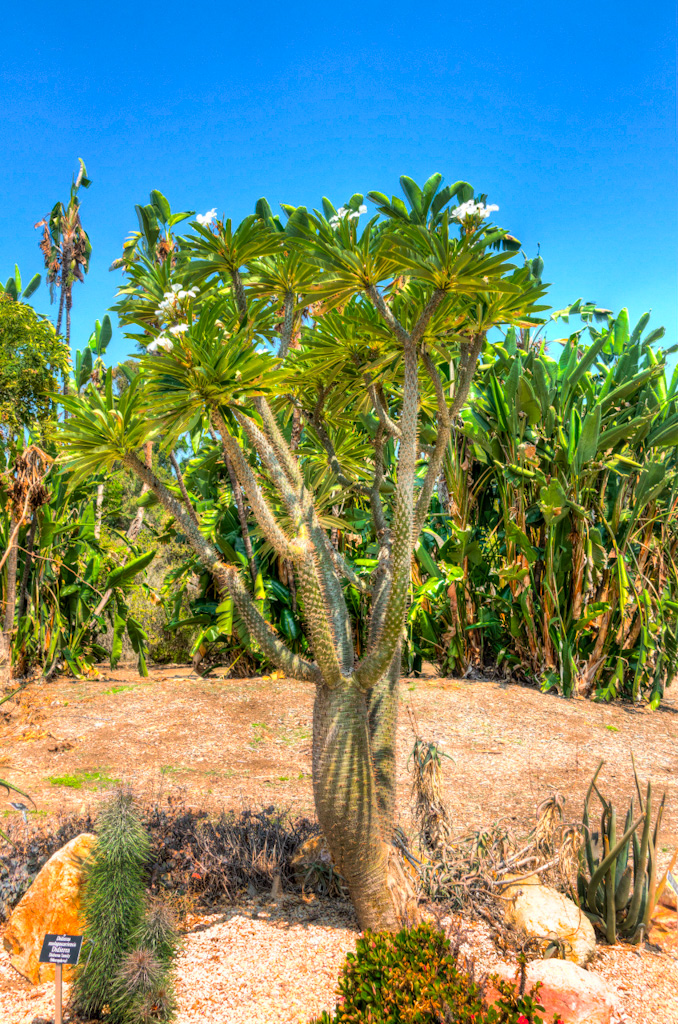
[2,666,677,850]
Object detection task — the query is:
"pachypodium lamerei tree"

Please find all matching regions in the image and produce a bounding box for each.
[57,174,547,930]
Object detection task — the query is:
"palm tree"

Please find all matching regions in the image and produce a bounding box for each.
[35,159,92,357]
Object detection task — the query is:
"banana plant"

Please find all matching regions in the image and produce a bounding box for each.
[73,314,113,393]
[441,307,678,704]
[0,264,41,302]
[5,454,156,678]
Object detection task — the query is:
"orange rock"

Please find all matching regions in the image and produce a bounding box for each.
[485,959,620,1024]
[3,833,96,984]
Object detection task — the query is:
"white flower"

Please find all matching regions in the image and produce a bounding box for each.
[170,284,182,293]
[169,323,189,335]
[196,208,217,226]
[451,200,499,221]
[348,211,360,220]
[187,288,198,298]
[177,290,187,299]
[336,206,347,217]
[329,215,340,227]
[358,204,367,214]
[147,336,174,354]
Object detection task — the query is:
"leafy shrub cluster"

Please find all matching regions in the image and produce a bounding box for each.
[411,308,678,704]
[309,923,559,1024]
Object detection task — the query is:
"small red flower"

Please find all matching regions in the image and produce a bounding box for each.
[517,1016,530,1024]
[191,871,201,879]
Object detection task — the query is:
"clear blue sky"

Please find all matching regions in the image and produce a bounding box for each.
[2,0,675,365]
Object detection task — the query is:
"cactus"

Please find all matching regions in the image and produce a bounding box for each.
[577,758,665,943]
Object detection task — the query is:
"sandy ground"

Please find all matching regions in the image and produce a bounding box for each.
[0,666,676,1023]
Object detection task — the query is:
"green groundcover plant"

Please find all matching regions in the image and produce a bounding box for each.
[308,923,561,1024]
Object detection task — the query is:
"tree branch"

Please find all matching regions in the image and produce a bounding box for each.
[278,291,295,358]
[232,408,354,677]
[449,332,485,419]
[363,374,401,440]
[123,452,319,684]
[211,410,293,559]
[412,352,453,539]
[410,288,446,344]
[255,397,304,489]
[295,405,372,497]
[355,338,419,688]
[366,285,410,345]
[230,268,247,317]
[169,451,201,529]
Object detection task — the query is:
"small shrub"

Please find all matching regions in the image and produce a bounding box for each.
[308,923,557,1024]
[111,899,181,1022]
[71,789,150,1021]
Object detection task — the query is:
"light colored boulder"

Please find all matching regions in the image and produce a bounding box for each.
[503,874,596,966]
[3,832,95,984]
[485,959,620,1024]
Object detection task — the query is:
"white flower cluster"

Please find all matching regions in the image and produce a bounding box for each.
[451,201,499,221]
[147,337,174,355]
[196,208,217,226]
[329,204,368,227]
[155,283,197,321]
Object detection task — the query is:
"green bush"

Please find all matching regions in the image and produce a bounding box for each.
[308,923,557,1023]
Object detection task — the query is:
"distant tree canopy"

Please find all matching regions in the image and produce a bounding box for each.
[0,294,69,447]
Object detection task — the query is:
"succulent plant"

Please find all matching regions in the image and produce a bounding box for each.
[577,758,665,943]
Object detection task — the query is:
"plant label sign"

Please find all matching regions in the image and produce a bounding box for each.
[39,933,83,966]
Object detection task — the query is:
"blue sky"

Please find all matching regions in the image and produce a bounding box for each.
[1,0,675,365]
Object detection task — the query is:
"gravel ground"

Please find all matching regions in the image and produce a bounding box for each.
[1,894,677,1023]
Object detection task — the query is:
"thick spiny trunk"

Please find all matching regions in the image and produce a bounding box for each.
[312,667,418,932]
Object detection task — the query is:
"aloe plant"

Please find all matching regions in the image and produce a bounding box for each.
[577,758,665,943]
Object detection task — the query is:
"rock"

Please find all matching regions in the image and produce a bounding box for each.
[659,886,677,911]
[503,874,596,966]
[3,833,96,984]
[485,959,620,1024]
